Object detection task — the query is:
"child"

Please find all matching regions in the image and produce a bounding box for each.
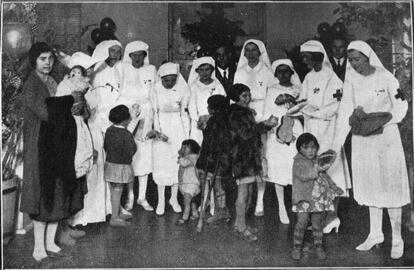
[104,105,137,227]
[263,59,303,225]
[177,139,201,224]
[291,133,343,261]
[188,56,226,145]
[228,84,277,241]
[196,95,232,226]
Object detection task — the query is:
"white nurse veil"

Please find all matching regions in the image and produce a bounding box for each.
[300,40,333,71]
[236,39,272,71]
[187,56,217,86]
[346,40,385,71]
[122,40,150,65]
[271,59,301,87]
[92,40,123,65]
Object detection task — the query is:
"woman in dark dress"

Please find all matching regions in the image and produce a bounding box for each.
[19,42,85,262]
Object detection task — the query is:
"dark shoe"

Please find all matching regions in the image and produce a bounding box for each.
[68,228,86,238]
[110,218,131,227]
[233,227,258,242]
[315,244,327,260]
[302,243,312,260]
[46,249,71,258]
[291,245,302,261]
[176,218,189,226]
[58,231,76,247]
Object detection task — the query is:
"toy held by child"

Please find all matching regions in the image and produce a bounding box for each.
[177,139,201,224]
[103,105,138,227]
[56,58,96,179]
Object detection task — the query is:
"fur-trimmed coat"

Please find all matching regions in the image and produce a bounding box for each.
[228,104,270,179]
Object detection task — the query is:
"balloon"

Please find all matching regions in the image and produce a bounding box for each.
[332,22,346,34]
[91,28,103,44]
[100,17,116,35]
[317,22,331,36]
[2,22,32,59]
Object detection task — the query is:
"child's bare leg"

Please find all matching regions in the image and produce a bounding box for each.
[125,181,134,211]
[110,183,130,227]
[235,183,248,231]
[191,202,199,219]
[182,194,192,220]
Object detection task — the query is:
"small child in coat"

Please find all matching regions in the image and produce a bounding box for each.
[104,105,137,227]
[177,139,201,224]
[291,133,343,261]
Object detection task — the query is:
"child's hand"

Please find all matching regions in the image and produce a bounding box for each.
[264,115,278,127]
[316,163,331,172]
[178,149,184,157]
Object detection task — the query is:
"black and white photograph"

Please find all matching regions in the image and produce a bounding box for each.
[1,1,414,269]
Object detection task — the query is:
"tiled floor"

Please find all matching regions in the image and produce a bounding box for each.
[3,180,414,269]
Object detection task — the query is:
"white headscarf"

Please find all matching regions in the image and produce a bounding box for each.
[236,39,272,71]
[122,40,150,65]
[92,40,123,64]
[347,40,385,71]
[68,52,99,70]
[187,56,216,86]
[157,62,188,89]
[300,40,333,70]
[271,59,301,86]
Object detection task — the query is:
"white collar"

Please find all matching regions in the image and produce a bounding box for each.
[114,124,126,129]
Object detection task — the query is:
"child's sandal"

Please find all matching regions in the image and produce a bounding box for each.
[233,227,258,242]
[176,218,189,226]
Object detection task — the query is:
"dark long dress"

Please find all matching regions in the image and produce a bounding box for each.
[19,71,86,222]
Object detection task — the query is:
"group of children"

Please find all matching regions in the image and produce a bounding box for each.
[58,39,349,262]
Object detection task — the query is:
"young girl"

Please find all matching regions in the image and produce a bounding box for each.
[291,133,342,261]
[228,84,277,242]
[188,56,226,145]
[104,105,137,227]
[263,59,303,225]
[177,139,201,224]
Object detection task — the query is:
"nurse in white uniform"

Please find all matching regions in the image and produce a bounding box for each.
[152,62,191,216]
[116,41,156,212]
[333,41,410,259]
[234,39,275,217]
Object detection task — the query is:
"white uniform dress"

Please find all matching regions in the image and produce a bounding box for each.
[335,68,410,207]
[234,61,275,121]
[263,84,303,185]
[72,61,122,225]
[152,80,190,186]
[116,63,156,176]
[188,78,226,144]
[300,67,351,193]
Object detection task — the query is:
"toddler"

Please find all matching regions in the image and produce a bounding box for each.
[177,139,201,224]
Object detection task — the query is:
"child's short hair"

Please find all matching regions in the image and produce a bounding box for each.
[207,94,229,113]
[109,105,131,124]
[71,65,87,77]
[182,139,201,154]
[229,83,250,102]
[296,133,320,152]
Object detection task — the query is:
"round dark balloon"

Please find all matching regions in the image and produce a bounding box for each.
[317,22,331,36]
[332,22,346,34]
[91,28,103,44]
[100,17,117,35]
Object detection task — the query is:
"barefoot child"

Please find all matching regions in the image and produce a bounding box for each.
[104,105,137,227]
[177,139,201,224]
